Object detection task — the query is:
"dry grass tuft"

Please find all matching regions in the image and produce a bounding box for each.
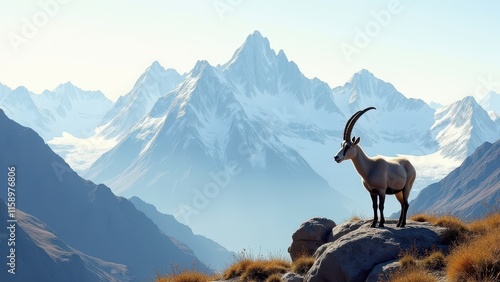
[223,259,290,281]
[223,258,254,279]
[387,268,439,282]
[432,215,469,244]
[399,253,418,269]
[446,229,500,282]
[239,259,290,281]
[467,213,500,235]
[265,273,283,282]
[391,213,500,281]
[420,250,446,271]
[156,271,213,282]
[409,214,437,223]
[291,256,315,275]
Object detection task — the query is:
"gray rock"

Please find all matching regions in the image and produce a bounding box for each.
[289,218,336,261]
[365,260,399,282]
[305,219,448,282]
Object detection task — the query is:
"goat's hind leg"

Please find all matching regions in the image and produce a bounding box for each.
[395,191,404,227]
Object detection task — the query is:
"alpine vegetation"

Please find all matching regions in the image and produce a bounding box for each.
[334,107,416,227]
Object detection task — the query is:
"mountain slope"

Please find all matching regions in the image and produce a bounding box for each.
[407,140,500,220]
[332,69,437,154]
[0,109,209,280]
[0,201,136,282]
[32,82,113,138]
[84,58,351,252]
[0,82,11,98]
[98,61,184,139]
[0,83,113,141]
[129,197,235,271]
[0,86,52,137]
[478,91,500,114]
[431,96,498,160]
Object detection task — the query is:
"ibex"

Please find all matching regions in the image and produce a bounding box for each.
[334,107,416,227]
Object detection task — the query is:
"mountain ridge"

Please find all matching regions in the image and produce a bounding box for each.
[407,139,500,219]
[0,109,210,281]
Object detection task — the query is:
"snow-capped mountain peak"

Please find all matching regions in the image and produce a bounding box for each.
[223,30,275,71]
[97,61,184,138]
[479,90,500,114]
[432,96,498,160]
[0,82,12,100]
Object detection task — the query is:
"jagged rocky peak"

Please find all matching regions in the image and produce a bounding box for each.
[351,69,376,81]
[144,60,179,79]
[222,31,295,87]
[224,30,275,67]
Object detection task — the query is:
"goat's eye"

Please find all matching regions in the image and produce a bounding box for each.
[345,145,350,150]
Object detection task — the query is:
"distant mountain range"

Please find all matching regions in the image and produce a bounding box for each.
[407,140,500,220]
[0,82,113,140]
[0,31,499,253]
[0,109,212,281]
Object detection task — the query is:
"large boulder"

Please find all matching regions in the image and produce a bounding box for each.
[288,218,336,261]
[305,219,449,282]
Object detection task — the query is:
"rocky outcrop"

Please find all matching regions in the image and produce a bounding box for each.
[288,218,336,261]
[303,219,449,282]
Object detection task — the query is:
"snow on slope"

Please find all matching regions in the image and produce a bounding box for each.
[332,69,437,155]
[47,62,183,171]
[84,58,352,252]
[0,83,113,141]
[431,96,498,160]
[98,61,184,139]
[478,91,500,114]
[0,82,11,98]
[0,86,52,137]
[32,82,113,138]
[0,82,114,172]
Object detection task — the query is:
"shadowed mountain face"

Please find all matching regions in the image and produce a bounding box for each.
[407,140,500,219]
[0,109,208,281]
[0,201,137,282]
[129,196,235,271]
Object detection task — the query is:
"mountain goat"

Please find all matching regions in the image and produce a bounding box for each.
[334,107,416,227]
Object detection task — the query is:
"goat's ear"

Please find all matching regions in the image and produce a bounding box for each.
[354,137,360,145]
[352,137,356,143]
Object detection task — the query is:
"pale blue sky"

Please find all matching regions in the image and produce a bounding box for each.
[1,0,499,104]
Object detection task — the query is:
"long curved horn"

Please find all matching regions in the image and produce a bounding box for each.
[344,107,376,141]
[343,110,362,140]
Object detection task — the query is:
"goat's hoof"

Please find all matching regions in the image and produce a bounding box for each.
[379,223,385,228]
[370,224,377,228]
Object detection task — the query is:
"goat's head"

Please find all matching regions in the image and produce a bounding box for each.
[334,107,376,163]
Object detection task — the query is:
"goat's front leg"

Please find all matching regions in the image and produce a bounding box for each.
[370,194,378,227]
